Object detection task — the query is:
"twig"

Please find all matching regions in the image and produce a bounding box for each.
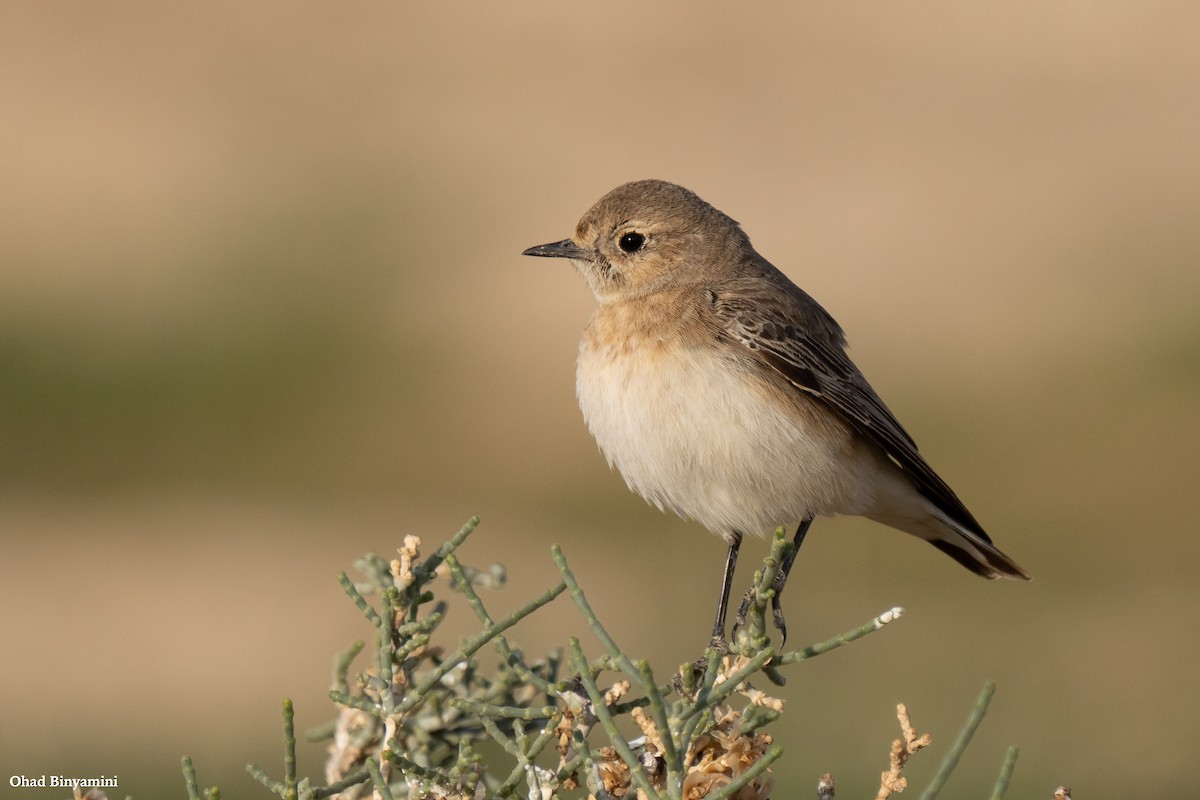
[777,607,904,665]
[282,699,298,799]
[181,756,200,800]
[397,579,566,714]
[876,703,933,799]
[919,680,996,800]
[989,745,1019,800]
[444,553,558,696]
[417,515,481,580]
[552,545,681,782]
[567,637,662,800]
[367,758,396,800]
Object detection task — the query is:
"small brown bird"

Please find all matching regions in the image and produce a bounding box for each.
[524,179,1029,646]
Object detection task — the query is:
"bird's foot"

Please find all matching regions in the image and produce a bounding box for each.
[732,570,793,648]
[771,591,789,649]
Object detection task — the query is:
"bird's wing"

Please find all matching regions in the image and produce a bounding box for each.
[710,279,991,541]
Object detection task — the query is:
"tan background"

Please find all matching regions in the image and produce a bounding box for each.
[2,2,1198,797]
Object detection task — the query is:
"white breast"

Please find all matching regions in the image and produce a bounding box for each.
[576,333,883,538]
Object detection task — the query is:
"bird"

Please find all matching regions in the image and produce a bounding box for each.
[522,179,1029,648]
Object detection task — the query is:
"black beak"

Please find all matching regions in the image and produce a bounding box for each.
[521,239,590,259]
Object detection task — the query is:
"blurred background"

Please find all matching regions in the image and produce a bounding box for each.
[2,2,1198,797]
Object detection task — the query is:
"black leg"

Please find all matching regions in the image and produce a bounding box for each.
[770,518,813,646]
[710,531,743,646]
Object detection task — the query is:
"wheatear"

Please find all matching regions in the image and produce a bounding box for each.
[523,179,1029,646]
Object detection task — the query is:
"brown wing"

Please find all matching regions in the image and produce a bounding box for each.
[710,273,994,544]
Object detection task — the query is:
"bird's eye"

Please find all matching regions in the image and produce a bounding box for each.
[618,232,645,253]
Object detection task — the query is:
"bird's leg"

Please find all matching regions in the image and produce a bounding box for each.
[709,531,743,651]
[734,518,813,647]
[769,517,813,646]
[679,531,742,692]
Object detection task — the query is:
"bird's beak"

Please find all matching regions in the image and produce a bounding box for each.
[521,239,591,260]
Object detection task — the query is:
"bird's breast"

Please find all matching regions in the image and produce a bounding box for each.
[576,302,878,537]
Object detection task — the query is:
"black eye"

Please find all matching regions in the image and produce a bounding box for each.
[618,232,645,253]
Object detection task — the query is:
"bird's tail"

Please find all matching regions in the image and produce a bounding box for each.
[868,504,1031,580]
[923,511,1030,580]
